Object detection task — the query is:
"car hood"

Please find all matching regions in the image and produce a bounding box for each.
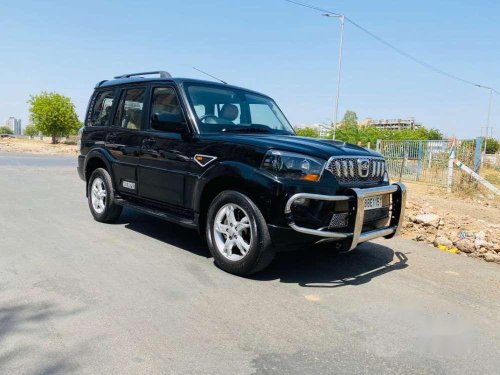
[200,134,381,160]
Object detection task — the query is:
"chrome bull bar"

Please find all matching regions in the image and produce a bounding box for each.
[284,182,406,251]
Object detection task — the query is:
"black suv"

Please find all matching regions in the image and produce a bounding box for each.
[77,71,406,275]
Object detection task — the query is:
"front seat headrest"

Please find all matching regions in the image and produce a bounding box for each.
[219,104,239,122]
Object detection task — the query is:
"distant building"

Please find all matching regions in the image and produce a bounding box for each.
[295,123,331,138]
[6,117,22,135]
[317,124,330,138]
[358,117,423,131]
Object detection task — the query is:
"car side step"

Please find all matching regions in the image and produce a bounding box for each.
[114,198,198,229]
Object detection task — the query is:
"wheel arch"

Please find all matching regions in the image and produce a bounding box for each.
[195,163,276,234]
[84,149,114,196]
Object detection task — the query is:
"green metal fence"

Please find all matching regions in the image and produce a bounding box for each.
[377,139,476,186]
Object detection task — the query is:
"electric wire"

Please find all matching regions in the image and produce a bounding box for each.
[284,0,498,94]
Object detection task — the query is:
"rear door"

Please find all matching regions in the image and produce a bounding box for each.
[138,84,191,207]
[107,86,146,196]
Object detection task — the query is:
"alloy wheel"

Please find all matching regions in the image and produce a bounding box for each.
[91,177,107,214]
[213,203,252,261]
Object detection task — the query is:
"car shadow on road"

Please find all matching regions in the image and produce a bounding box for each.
[114,209,407,286]
[252,242,409,288]
[118,208,211,258]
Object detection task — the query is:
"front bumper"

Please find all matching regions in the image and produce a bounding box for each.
[284,182,406,251]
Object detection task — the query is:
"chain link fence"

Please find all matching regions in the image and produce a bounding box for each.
[377,139,477,187]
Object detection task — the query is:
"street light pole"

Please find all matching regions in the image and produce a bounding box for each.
[323,13,345,140]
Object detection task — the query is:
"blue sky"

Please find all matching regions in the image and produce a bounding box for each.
[1,0,498,138]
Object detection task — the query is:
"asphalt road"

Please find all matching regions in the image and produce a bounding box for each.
[0,152,499,375]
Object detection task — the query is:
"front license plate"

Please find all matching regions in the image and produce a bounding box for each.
[364,196,383,210]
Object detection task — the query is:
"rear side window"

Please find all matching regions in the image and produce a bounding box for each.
[89,90,115,126]
[113,88,146,130]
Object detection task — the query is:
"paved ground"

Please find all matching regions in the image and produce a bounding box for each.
[0,152,499,375]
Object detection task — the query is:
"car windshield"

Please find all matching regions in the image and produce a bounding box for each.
[184,83,295,135]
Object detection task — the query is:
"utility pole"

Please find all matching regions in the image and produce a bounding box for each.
[483,88,493,158]
[322,13,345,140]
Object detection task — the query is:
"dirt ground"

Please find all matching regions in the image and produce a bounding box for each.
[403,181,500,233]
[0,137,78,156]
[401,181,499,263]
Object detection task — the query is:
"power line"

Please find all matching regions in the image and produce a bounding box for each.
[284,0,341,17]
[284,0,499,94]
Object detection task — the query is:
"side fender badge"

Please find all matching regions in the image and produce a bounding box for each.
[122,180,136,190]
[193,154,217,167]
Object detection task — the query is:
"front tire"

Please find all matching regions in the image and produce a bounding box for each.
[87,168,122,223]
[206,191,275,276]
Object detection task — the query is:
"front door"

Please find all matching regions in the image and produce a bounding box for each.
[138,85,191,207]
[107,86,146,196]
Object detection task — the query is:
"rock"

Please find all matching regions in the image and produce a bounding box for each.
[455,239,475,253]
[478,247,488,254]
[434,236,453,248]
[475,231,486,241]
[475,239,495,251]
[484,253,500,263]
[413,214,440,228]
[413,234,425,242]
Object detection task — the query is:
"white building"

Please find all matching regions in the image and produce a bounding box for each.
[358,117,422,131]
[296,123,331,138]
[6,117,22,135]
[317,124,330,138]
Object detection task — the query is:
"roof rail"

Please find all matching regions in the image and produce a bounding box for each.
[95,79,108,88]
[113,71,172,79]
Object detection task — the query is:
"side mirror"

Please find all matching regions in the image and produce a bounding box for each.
[151,113,187,133]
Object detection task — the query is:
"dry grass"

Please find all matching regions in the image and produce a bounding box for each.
[482,166,500,188]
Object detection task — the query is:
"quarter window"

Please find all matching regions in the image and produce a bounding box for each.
[114,88,146,130]
[89,90,114,126]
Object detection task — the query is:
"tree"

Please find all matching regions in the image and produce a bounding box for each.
[24,124,38,138]
[28,92,80,144]
[295,127,320,138]
[340,110,358,128]
[485,137,499,154]
[427,128,443,140]
[0,126,13,135]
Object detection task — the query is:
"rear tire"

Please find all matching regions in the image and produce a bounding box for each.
[206,190,275,276]
[87,168,122,223]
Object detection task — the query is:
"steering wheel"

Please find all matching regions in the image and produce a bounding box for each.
[200,115,219,124]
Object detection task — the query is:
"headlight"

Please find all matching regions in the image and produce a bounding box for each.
[261,150,325,181]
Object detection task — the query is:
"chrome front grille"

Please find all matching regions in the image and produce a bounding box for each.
[326,157,386,183]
